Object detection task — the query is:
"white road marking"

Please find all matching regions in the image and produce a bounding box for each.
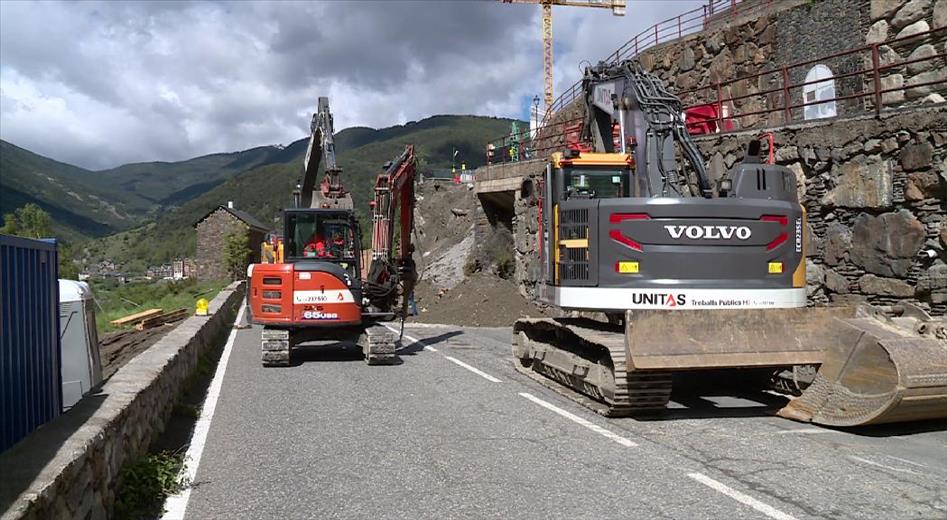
[687,472,798,520]
[884,455,928,469]
[383,325,437,352]
[848,455,922,475]
[161,305,246,520]
[445,356,502,382]
[773,428,834,435]
[518,392,637,448]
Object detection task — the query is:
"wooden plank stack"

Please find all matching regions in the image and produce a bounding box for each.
[135,308,189,331]
[109,309,162,327]
[109,308,190,330]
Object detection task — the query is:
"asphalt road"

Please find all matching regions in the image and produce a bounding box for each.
[175,322,947,520]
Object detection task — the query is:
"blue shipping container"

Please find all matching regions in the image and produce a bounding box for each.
[1,234,62,453]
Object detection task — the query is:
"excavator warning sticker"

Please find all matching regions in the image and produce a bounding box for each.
[293,290,355,304]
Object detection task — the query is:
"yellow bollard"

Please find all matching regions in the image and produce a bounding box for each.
[195,298,209,316]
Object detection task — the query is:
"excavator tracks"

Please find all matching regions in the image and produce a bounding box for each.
[361,325,398,365]
[261,327,291,367]
[513,318,672,417]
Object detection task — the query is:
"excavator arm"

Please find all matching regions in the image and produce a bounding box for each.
[296,97,352,209]
[582,60,712,197]
[364,145,418,314]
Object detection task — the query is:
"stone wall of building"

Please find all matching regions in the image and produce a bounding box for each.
[195,209,263,280]
[514,106,947,313]
[0,283,244,520]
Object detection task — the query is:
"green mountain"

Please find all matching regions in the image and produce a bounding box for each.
[0,140,144,239]
[92,145,292,207]
[0,139,297,239]
[77,114,519,273]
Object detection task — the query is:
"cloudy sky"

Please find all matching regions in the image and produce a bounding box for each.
[0,0,702,170]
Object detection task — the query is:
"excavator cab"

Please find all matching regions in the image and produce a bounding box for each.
[283,209,362,281]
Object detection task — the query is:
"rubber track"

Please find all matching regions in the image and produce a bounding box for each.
[514,318,672,417]
[363,325,398,365]
[261,327,291,367]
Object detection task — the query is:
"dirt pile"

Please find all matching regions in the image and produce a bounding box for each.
[412,273,553,327]
[409,180,552,326]
[413,181,477,290]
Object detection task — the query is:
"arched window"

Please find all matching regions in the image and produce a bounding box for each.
[803,65,837,120]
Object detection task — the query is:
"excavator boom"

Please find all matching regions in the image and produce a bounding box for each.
[298,96,352,209]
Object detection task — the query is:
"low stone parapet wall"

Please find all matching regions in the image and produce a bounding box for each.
[0,281,245,520]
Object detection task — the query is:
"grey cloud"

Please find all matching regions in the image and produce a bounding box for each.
[0,0,697,170]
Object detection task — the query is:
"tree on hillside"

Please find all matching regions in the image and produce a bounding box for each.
[1,203,51,238]
[2,203,80,279]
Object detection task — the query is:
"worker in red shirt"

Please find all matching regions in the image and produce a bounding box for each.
[331,232,346,257]
[303,233,329,258]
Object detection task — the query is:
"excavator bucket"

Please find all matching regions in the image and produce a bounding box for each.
[778,305,947,427]
[513,305,947,426]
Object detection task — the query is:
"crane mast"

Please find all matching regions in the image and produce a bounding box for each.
[500,0,626,112]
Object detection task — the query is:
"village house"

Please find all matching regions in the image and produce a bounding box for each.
[193,202,269,280]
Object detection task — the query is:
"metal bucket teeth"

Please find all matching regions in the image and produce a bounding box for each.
[779,314,947,427]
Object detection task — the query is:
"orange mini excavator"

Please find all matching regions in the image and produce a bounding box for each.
[248,97,417,366]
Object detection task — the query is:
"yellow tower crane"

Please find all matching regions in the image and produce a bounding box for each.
[501,0,626,113]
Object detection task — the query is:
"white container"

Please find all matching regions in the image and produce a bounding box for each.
[58,280,103,410]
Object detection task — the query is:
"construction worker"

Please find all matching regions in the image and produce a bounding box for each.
[330,231,346,257]
[303,233,329,258]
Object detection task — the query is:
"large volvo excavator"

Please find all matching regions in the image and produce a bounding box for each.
[513,59,947,427]
[248,97,417,366]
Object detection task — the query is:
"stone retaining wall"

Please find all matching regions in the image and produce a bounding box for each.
[0,282,245,520]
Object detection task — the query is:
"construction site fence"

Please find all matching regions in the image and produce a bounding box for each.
[542,0,774,122]
[486,25,947,167]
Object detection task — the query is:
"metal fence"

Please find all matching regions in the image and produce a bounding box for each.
[1,235,62,453]
[487,23,947,166]
[541,0,774,121]
[677,26,947,131]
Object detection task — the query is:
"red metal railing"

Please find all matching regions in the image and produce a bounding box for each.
[486,25,947,166]
[675,26,947,132]
[541,0,774,122]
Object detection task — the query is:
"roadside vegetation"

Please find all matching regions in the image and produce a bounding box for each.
[92,278,228,333]
[113,305,231,519]
[112,451,189,520]
[1,203,80,279]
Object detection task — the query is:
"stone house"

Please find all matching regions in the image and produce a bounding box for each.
[194,203,269,280]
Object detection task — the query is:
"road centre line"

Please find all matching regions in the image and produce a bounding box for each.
[518,392,637,448]
[687,472,798,520]
[383,325,437,351]
[773,428,834,435]
[389,326,497,378]
[161,305,246,520]
[444,356,503,382]
[848,455,922,475]
[884,455,928,469]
